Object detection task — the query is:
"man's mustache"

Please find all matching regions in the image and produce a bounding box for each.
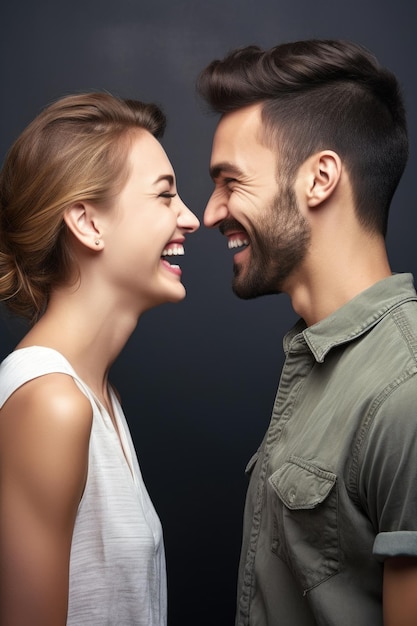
[219,219,246,235]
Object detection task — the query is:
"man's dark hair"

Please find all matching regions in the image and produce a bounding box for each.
[197,39,408,236]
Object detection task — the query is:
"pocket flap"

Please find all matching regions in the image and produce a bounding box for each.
[269,456,336,510]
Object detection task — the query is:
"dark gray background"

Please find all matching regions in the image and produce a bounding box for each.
[1,1,416,624]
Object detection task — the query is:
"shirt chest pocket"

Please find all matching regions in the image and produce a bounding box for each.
[268,456,339,593]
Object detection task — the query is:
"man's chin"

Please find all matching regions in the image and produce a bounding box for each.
[232,277,276,300]
[232,284,257,299]
[232,265,282,299]
[232,264,259,299]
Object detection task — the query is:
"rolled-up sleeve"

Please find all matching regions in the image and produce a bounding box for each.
[373,531,417,562]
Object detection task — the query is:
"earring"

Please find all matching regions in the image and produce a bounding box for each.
[94,239,100,246]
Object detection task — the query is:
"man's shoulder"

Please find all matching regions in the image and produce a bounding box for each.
[382,297,417,355]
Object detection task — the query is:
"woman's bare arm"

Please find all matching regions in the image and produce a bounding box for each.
[0,373,92,626]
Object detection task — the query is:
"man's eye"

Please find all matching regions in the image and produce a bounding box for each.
[223,178,239,191]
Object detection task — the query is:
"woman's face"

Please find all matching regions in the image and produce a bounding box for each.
[102,130,199,311]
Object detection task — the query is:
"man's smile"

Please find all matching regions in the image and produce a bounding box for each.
[227,234,250,250]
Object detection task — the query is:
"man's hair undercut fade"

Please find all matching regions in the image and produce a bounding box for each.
[197,39,408,236]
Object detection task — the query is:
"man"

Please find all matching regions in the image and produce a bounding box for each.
[197,40,417,625]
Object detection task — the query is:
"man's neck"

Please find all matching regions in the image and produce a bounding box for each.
[287,235,392,327]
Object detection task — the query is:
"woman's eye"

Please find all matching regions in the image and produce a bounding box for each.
[159,192,176,199]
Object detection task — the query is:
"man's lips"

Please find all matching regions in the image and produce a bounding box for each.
[219,221,250,251]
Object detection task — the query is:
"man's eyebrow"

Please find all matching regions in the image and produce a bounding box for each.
[153,174,174,186]
[209,162,244,181]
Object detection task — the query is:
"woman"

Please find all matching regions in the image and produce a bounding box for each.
[0,92,199,625]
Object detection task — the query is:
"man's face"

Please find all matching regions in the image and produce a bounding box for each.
[204,104,310,298]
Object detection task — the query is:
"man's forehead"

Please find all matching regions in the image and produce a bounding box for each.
[215,103,263,139]
[210,105,276,178]
[211,105,265,162]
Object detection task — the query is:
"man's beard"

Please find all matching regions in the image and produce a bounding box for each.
[231,185,311,299]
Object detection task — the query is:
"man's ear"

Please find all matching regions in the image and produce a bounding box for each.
[63,202,103,250]
[306,151,342,208]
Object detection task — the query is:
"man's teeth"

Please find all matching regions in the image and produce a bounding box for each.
[228,238,249,250]
[162,244,184,257]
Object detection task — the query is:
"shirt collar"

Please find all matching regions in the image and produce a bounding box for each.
[284,274,417,363]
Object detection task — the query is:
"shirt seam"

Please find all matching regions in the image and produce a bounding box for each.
[347,365,417,507]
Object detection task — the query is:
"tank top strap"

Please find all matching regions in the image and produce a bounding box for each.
[0,346,88,408]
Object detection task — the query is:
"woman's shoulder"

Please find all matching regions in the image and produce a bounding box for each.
[0,368,93,439]
[0,368,93,563]
[1,345,73,373]
[0,346,84,406]
[0,346,93,445]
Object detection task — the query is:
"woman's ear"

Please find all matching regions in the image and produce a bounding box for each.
[306,151,342,208]
[63,203,103,250]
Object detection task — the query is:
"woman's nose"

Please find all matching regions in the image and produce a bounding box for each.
[177,197,200,232]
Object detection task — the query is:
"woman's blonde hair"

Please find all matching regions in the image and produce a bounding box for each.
[0,92,166,323]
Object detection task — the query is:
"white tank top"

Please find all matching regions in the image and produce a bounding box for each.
[0,346,167,625]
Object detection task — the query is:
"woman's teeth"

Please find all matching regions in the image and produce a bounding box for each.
[162,244,184,257]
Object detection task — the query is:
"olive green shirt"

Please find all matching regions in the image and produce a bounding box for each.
[236,273,417,626]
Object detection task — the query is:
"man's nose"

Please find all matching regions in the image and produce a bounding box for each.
[203,193,229,228]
